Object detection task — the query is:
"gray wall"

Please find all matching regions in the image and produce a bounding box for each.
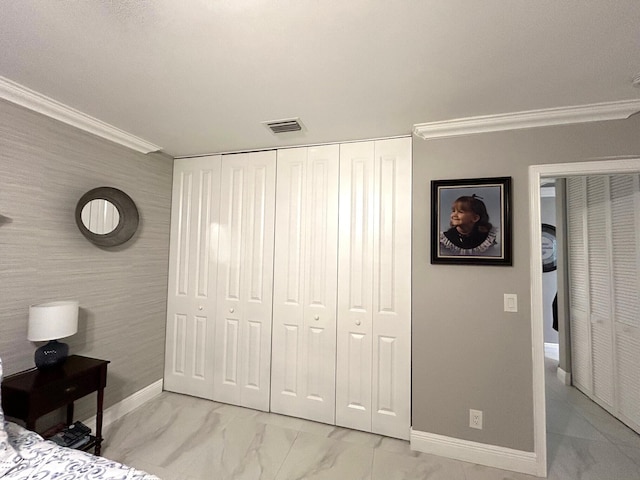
[0,99,173,427]
[412,114,640,452]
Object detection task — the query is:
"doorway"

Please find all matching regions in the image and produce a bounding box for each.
[529,157,640,477]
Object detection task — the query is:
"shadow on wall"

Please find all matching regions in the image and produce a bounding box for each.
[0,214,13,226]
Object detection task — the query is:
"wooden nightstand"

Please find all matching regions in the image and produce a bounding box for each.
[1,355,110,456]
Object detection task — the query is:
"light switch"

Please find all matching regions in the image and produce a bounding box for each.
[504,294,518,312]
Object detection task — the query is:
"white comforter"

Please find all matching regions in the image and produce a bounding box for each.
[1,422,159,480]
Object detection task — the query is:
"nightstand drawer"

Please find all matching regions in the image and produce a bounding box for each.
[36,376,99,411]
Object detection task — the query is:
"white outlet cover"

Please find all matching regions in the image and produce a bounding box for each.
[504,293,518,312]
[469,409,483,429]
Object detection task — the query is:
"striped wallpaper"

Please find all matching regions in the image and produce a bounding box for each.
[0,99,173,427]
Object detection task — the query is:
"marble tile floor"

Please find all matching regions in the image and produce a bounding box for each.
[101,359,640,480]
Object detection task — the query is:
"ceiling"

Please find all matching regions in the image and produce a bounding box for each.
[1,1,639,158]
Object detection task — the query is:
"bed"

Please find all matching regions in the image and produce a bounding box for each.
[1,359,160,480]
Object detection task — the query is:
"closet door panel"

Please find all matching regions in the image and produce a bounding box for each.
[336,141,375,432]
[610,174,640,429]
[272,145,339,423]
[568,173,640,434]
[586,176,614,408]
[301,145,339,422]
[215,151,276,410]
[272,148,306,416]
[165,156,221,399]
[567,177,592,393]
[371,138,411,439]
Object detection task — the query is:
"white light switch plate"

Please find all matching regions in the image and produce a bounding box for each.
[504,294,518,312]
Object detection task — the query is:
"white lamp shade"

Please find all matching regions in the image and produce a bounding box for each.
[28,300,79,341]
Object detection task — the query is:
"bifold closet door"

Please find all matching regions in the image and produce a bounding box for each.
[214,151,276,411]
[164,156,222,399]
[271,145,339,424]
[568,174,640,433]
[336,137,412,440]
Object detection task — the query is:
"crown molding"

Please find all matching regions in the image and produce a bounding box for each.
[0,76,162,154]
[413,99,640,140]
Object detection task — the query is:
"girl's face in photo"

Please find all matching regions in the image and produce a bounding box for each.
[450,202,479,231]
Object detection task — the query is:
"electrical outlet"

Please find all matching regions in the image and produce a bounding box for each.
[469,409,483,429]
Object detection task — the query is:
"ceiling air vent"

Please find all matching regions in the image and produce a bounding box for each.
[263,118,304,134]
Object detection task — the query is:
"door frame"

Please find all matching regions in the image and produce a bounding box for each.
[528,156,640,477]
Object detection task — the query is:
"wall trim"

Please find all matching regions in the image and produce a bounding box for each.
[83,379,163,432]
[0,76,162,154]
[410,429,542,477]
[557,367,572,386]
[413,100,640,140]
[528,156,640,480]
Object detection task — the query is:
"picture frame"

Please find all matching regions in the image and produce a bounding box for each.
[431,176,512,266]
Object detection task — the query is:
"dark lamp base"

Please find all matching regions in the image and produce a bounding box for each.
[34,340,69,369]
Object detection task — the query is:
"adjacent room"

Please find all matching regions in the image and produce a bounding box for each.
[1,2,640,479]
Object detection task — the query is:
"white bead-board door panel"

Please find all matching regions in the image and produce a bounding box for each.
[567,174,640,434]
[371,138,412,439]
[336,140,375,433]
[164,156,222,400]
[336,137,412,440]
[214,151,277,411]
[271,145,340,424]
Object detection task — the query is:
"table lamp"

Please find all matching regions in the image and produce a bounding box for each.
[28,300,79,369]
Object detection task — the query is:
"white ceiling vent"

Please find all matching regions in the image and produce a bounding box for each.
[263,118,304,134]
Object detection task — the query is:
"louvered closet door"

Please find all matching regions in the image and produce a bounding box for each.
[586,176,614,408]
[336,137,411,440]
[568,173,640,433]
[214,151,276,411]
[610,174,640,430]
[164,156,222,399]
[271,145,339,424]
[567,177,592,395]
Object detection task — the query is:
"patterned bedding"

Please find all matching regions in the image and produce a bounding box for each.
[1,358,159,480]
[1,422,160,480]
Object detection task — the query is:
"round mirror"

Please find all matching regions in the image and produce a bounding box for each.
[75,187,139,247]
[81,199,120,234]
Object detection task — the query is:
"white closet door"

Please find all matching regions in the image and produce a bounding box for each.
[610,174,640,430]
[271,145,339,423]
[164,156,221,399]
[568,173,640,434]
[371,137,412,439]
[214,151,276,411]
[336,141,375,433]
[567,177,592,394]
[586,176,614,408]
[336,138,411,439]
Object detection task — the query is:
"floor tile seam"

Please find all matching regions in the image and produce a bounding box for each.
[573,403,640,447]
[272,428,302,480]
[546,429,635,451]
[611,441,640,470]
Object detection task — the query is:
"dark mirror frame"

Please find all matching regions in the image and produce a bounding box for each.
[75,187,139,247]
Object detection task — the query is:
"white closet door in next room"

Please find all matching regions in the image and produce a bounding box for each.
[271,145,339,424]
[336,137,412,440]
[214,151,276,411]
[164,156,222,399]
[568,174,640,433]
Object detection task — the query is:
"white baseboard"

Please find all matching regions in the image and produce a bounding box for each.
[83,379,163,432]
[543,342,559,360]
[557,367,572,386]
[410,429,544,477]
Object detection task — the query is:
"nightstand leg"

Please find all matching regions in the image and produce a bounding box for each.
[95,387,105,456]
[66,403,74,425]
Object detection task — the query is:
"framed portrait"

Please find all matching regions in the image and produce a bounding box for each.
[431,176,512,266]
